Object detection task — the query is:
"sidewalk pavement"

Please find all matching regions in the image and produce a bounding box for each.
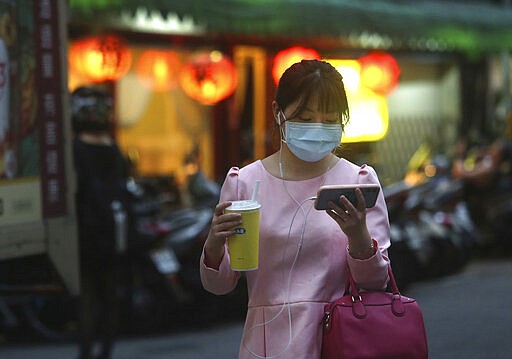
[0,258,511,358]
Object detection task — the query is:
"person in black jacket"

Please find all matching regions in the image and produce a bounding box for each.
[72,86,131,359]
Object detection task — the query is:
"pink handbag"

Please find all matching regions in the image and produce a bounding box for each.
[321,265,428,359]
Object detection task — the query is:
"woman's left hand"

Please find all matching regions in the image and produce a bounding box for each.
[326,188,374,258]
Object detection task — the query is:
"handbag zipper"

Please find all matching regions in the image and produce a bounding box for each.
[323,311,331,330]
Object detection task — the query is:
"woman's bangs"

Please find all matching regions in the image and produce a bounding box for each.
[313,78,345,115]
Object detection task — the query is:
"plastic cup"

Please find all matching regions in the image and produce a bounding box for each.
[225,200,261,271]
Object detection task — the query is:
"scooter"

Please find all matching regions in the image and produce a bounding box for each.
[385,156,478,289]
[118,172,221,334]
[451,138,512,254]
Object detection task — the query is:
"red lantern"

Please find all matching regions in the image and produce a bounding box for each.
[69,35,132,82]
[179,51,238,105]
[358,52,400,95]
[136,50,181,92]
[272,46,321,85]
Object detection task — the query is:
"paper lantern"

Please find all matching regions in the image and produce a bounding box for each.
[179,50,237,105]
[136,50,181,92]
[359,52,400,95]
[69,35,132,82]
[272,46,321,85]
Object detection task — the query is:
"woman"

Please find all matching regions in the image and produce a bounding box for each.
[200,59,390,358]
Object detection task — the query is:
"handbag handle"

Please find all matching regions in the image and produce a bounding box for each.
[345,264,400,298]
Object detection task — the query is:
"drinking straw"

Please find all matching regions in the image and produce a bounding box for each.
[251,180,261,201]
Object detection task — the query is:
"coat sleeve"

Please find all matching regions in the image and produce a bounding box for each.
[200,167,242,295]
[346,164,391,290]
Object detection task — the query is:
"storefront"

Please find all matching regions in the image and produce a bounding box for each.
[0,0,509,331]
[67,0,512,189]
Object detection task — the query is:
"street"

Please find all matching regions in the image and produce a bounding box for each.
[0,258,511,358]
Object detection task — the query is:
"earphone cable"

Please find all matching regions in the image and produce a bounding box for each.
[242,195,314,359]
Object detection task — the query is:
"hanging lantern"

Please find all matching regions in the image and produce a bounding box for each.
[179,50,238,105]
[358,52,400,95]
[272,46,321,85]
[69,35,132,82]
[136,50,181,92]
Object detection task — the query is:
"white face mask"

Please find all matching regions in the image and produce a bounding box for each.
[284,120,342,162]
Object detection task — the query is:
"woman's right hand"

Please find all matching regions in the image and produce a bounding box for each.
[203,201,242,269]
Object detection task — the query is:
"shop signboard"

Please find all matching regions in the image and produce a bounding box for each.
[0,0,79,294]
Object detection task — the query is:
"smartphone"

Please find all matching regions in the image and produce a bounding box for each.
[314,184,380,210]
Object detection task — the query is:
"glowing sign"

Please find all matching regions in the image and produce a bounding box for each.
[327,59,389,143]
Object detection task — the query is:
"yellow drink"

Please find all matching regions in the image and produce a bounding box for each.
[225,200,261,271]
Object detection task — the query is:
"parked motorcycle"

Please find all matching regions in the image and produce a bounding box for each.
[114,174,213,334]
[118,170,247,334]
[451,138,512,254]
[385,154,478,290]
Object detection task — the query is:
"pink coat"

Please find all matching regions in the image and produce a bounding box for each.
[200,159,390,359]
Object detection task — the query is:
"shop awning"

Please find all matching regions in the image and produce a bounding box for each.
[69,0,512,54]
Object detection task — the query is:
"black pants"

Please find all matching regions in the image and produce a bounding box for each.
[79,262,118,359]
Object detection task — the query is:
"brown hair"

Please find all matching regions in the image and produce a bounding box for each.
[275,59,350,127]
